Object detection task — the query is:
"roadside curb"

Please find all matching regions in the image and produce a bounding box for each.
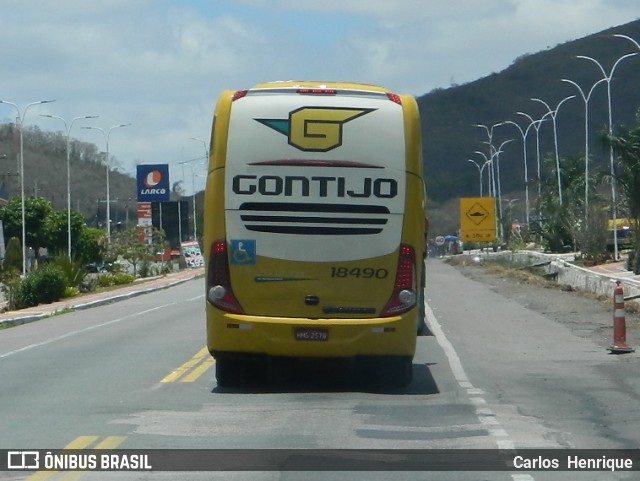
[459,250,640,305]
[0,271,203,329]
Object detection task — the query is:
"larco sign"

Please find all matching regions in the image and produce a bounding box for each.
[136,164,170,202]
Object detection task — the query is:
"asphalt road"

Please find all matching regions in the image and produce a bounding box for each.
[1,259,639,480]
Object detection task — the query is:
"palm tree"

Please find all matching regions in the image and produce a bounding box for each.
[603,109,640,273]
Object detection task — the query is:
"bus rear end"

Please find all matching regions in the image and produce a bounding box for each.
[204,81,425,387]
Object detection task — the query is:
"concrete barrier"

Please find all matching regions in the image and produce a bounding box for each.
[461,250,640,307]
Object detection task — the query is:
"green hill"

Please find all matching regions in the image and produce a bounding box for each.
[418,18,640,232]
[0,123,139,228]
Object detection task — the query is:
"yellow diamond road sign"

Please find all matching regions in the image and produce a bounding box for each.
[459,197,496,243]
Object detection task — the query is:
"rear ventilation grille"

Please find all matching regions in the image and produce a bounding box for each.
[239,202,389,235]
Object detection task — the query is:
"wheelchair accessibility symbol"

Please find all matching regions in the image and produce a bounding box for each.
[230,240,256,265]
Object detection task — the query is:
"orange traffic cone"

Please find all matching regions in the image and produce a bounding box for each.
[609,281,635,354]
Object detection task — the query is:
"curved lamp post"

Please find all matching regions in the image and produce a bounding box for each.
[82,123,131,242]
[188,137,209,241]
[577,51,638,259]
[467,158,492,197]
[501,120,540,225]
[490,139,513,242]
[560,77,607,221]
[531,95,576,206]
[474,151,495,198]
[515,112,547,199]
[0,99,56,275]
[41,114,98,258]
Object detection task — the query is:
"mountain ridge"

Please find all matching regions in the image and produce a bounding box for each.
[418,17,640,213]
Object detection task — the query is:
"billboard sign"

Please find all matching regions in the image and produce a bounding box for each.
[137,164,170,202]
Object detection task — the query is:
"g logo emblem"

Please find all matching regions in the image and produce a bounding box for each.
[256,107,375,152]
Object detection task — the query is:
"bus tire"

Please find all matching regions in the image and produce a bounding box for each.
[417,261,428,336]
[215,357,267,387]
[359,356,413,389]
[384,356,413,388]
[215,358,241,387]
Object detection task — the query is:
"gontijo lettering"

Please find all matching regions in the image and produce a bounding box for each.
[232,175,397,198]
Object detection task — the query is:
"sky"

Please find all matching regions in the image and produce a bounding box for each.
[0,0,638,194]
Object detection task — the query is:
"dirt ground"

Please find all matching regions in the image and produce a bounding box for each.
[444,256,640,353]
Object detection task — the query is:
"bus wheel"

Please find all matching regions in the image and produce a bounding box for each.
[215,358,241,387]
[383,356,413,388]
[417,262,429,336]
[359,356,413,389]
[417,288,428,336]
[215,358,267,387]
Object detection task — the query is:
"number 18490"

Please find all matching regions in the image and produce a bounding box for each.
[330,267,388,279]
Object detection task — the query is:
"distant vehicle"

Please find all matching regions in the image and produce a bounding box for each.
[84,263,108,274]
[203,81,426,387]
[607,218,633,250]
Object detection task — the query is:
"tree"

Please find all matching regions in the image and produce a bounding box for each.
[1,236,24,309]
[533,154,606,255]
[74,227,107,265]
[0,196,53,262]
[42,209,86,255]
[3,236,22,274]
[109,227,167,277]
[602,109,640,273]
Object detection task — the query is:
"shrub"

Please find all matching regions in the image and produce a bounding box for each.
[97,272,135,287]
[63,286,80,298]
[112,273,135,285]
[50,255,87,288]
[4,237,22,272]
[14,265,67,309]
[138,261,152,278]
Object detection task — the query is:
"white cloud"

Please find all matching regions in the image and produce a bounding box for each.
[0,0,638,190]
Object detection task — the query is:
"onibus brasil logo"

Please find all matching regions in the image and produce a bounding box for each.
[256,107,375,152]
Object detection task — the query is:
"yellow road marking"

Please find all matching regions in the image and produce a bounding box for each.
[180,357,215,382]
[161,347,214,383]
[25,436,123,481]
[93,436,126,449]
[58,437,126,481]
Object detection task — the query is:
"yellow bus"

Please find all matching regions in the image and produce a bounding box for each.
[203,81,426,387]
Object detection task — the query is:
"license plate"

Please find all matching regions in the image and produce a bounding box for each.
[294,328,328,341]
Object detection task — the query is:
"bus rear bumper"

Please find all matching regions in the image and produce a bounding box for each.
[207,311,417,359]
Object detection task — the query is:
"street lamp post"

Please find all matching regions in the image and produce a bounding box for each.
[474,151,494,198]
[577,51,638,259]
[41,114,98,259]
[516,112,547,198]
[560,77,607,221]
[474,123,504,199]
[501,120,539,225]
[187,137,209,242]
[531,95,576,206]
[467,158,488,197]
[0,99,56,276]
[489,139,513,242]
[614,33,640,51]
[83,124,131,242]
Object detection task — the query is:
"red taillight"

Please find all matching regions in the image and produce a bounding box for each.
[386,93,402,105]
[395,245,414,289]
[232,90,249,101]
[381,244,416,317]
[207,240,244,314]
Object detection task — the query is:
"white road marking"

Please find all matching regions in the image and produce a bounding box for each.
[1,304,173,359]
[425,301,536,481]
